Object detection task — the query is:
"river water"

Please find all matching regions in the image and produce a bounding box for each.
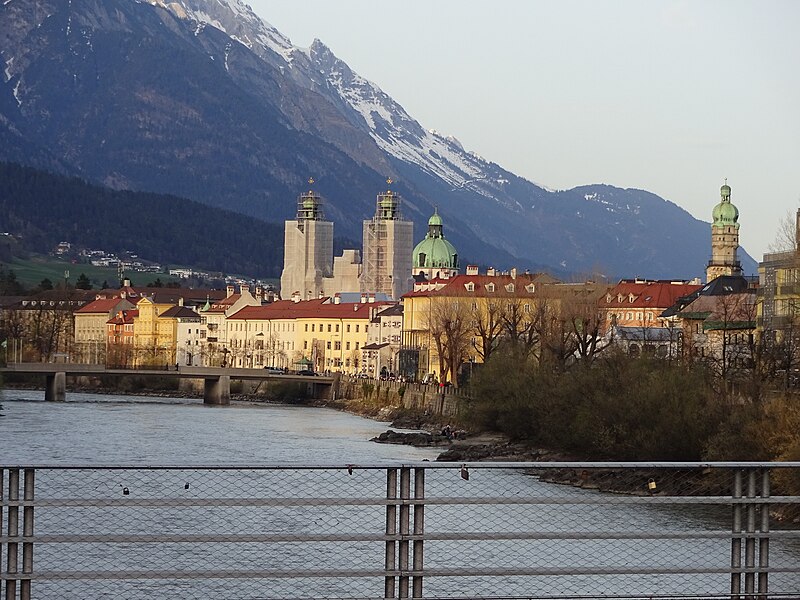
[1,390,800,599]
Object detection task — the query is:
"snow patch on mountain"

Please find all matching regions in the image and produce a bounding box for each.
[156,0,520,199]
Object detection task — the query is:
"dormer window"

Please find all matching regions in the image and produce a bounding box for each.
[505,283,515,293]
[526,284,536,293]
[617,294,624,303]
[628,294,635,303]
[486,283,496,293]
[465,282,475,292]
[606,294,612,303]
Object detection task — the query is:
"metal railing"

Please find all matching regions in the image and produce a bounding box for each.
[2,463,800,599]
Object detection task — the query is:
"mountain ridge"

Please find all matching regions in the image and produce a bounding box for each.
[0,0,757,279]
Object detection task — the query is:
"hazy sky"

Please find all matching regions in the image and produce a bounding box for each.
[248,0,800,259]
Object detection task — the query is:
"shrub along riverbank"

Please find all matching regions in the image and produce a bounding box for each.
[465,347,800,464]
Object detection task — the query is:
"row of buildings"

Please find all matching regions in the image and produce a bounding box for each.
[1,182,797,383]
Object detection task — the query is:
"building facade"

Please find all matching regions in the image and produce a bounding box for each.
[361,190,414,300]
[280,189,335,301]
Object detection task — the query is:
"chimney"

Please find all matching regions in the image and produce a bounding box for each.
[255,285,263,299]
[226,285,235,297]
[291,291,301,303]
[353,303,359,312]
[318,291,324,299]
[178,297,184,307]
[487,267,496,277]
[122,278,131,288]
[510,268,517,279]
[466,265,478,276]
[368,293,375,303]
[361,293,367,304]
[333,293,341,305]
[241,284,250,295]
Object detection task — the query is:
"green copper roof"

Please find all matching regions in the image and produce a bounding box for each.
[413,237,458,269]
[712,183,739,229]
[414,209,458,269]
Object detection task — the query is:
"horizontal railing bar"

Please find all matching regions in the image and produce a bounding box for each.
[5,566,800,581]
[6,496,797,508]
[3,461,800,470]
[4,530,800,544]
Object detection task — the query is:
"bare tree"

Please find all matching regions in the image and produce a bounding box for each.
[426,299,472,385]
[471,297,504,362]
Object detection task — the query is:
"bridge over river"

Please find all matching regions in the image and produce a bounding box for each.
[0,363,338,405]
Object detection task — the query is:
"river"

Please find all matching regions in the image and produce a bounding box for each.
[1,390,799,599]
[0,389,440,464]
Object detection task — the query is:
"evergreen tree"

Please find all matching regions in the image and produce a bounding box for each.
[76,273,92,290]
[39,278,54,291]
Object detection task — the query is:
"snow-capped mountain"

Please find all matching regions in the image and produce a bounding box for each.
[0,0,756,278]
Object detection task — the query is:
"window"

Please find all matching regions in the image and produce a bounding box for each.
[327,324,332,332]
[524,303,530,313]
[335,341,341,350]
[304,341,308,349]
[347,324,351,333]
[346,342,351,350]
[465,282,475,292]
[305,324,308,332]
[335,324,339,333]
[526,283,535,293]
[311,324,315,332]
[505,283,515,293]
[356,324,360,333]
[486,283,495,292]
[355,342,359,350]
[327,341,331,350]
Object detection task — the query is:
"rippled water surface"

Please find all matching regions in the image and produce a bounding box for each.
[0,389,440,464]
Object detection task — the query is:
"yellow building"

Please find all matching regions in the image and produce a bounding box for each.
[226,297,394,373]
[401,268,563,383]
[132,295,182,366]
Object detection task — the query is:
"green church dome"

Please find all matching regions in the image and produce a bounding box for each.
[413,237,459,269]
[712,183,739,229]
[414,209,458,270]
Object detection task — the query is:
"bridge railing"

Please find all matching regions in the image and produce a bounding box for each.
[2,462,800,600]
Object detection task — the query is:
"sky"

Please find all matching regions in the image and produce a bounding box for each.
[248,0,800,259]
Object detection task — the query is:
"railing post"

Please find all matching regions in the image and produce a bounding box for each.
[398,467,411,599]
[758,468,770,599]
[412,468,425,599]
[731,469,742,599]
[5,469,19,600]
[0,469,4,599]
[20,469,34,600]
[745,469,757,596]
[384,468,398,600]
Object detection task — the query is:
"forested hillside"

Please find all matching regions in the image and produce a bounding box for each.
[0,162,284,277]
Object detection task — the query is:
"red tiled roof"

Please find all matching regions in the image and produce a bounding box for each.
[228,298,395,321]
[404,273,548,298]
[75,297,129,313]
[107,310,139,325]
[602,281,702,310]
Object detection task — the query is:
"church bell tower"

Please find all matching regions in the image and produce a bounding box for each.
[706,181,742,283]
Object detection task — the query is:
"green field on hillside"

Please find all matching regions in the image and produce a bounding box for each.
[4,256,179,289]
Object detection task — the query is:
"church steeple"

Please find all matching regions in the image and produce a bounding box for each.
[706,180,742,283]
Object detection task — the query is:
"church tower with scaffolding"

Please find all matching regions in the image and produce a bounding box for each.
[360,184,414,300]
[280,186,334,300]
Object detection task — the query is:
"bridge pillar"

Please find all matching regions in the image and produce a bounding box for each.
[45,372,66,402]
[204,376,230,405]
